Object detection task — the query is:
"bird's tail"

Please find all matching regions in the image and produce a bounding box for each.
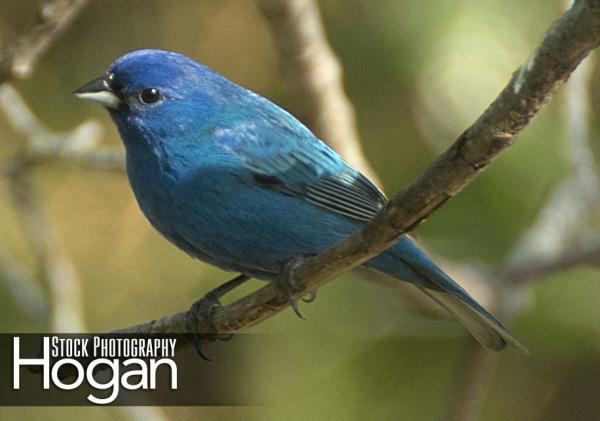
[367,237,527,353]
[414,283,527,353]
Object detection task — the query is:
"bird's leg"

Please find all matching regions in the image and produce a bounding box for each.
[275,255,317,319]
[185,274,250,360]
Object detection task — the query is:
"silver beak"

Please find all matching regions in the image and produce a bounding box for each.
[73,75,121,109]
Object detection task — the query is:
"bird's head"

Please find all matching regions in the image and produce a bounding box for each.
[74,49,237,139]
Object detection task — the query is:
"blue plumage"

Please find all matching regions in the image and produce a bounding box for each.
[75,49,524,352]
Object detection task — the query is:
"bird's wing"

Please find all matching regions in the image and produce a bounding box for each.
[213,112,387,222]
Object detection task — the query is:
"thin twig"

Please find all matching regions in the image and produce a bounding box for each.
[257,0,381,185]
[0,247,49,321]
[0,0,89,83]
[0,84,124,176]
[6,176,167,419]
[501,242,600,286]
[505,54,598,270]
[109,0,600,347]
[8,173,86,332]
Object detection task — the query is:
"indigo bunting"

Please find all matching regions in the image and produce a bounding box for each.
[75,49,524,352]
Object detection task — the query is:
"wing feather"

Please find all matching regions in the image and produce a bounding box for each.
[213,106,386,222]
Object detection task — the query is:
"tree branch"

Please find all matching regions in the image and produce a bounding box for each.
[505,54,599,271]
[8,173,86,331]
[0,84,124,177]
[110,0,600,347]
[502,243,600,285]
[0,246,48,320]
[0,0,89,83]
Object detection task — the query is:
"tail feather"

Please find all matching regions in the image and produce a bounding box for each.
[367,237,527,353]
[416,285,527,353]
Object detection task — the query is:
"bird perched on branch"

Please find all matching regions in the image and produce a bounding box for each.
[75,49,525,352]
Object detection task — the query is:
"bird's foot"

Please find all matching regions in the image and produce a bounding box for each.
[275,255,317,319]
[185,274,249,360]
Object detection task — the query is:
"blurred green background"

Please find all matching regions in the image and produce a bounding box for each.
[1,0,600,420]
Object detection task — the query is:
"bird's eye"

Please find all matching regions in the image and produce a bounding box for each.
[139,88,162,104]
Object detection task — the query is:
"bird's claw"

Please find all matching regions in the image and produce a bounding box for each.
[276,256,317,319]
[185,274,249,360]
[289,298,306,319]
[185,292,220,361]
[302,289,317,303]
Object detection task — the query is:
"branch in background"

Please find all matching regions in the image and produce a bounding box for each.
[110,0,600,347]
[4,173,167,421]
[0,247,48,321]
[0,0,123,177]
[0,84,124,176]
[0,0,89,83]
[257,0,381,185]
[0,87,120,324]
[5,174,168,421]
[0,2,167,419]
[0,0,94,331]
[502,242,600,286]
[505,46,599,271]
[566,51,598,191]
[8,173,86,332]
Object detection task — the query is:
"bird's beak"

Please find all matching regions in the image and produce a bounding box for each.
[73,75,121,109]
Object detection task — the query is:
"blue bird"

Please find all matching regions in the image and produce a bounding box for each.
[75,49,525,352]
